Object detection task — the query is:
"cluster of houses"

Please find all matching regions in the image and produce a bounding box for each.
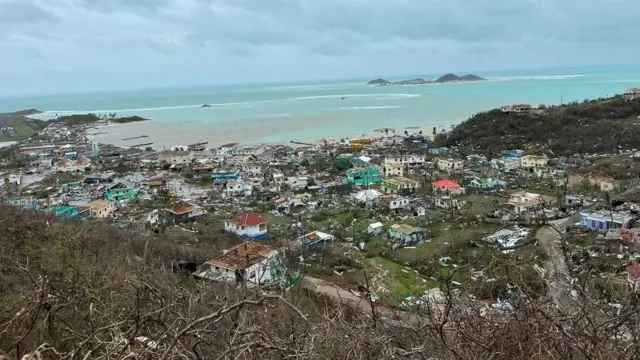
[7,117,640,294]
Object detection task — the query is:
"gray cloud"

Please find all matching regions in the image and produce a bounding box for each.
[0,0,639,95]
[0,0,56,23]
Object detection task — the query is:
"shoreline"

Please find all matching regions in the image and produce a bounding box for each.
[85,117,457,150]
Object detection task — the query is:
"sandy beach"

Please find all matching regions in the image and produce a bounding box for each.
[86,113,423,149]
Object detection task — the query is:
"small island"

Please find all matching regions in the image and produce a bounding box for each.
[366,73,485,86]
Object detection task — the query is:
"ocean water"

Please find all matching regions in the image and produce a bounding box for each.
[1,65,639,146]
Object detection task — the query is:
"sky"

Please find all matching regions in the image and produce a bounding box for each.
[1,0,639,96]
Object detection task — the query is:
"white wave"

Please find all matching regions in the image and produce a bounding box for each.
[42,104,200,115]
[38,93,418,115]
[488,74,586,81]
[266,83,362,91]
[295,93,419,100]
[605,80,640,83]
[340,105,402,110]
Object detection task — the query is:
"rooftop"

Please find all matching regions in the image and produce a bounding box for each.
[302,231,334,242]
[432,180,460,189]
[207,241,275,270]
[229,212,266,227]
[390,223,423,235]
[89,200,113,209]
[628,263,640,279]
[166,202,202,215]
[580,210,634,224]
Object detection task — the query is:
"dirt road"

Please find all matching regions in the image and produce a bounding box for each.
[302,276,428,328]
[536,219,577,312]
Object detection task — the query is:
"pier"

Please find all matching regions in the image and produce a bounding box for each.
[122,135,149,141]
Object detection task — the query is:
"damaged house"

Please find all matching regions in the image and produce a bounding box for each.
[164,202,205,224]
[388,224,427,247]
[195,241,284,286]
[506,192,555,214]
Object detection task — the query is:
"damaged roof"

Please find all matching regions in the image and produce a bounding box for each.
[166,202,202,215]
[208,241,276,270]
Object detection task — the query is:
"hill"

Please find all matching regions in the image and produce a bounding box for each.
[366,78,391,85]
[53,113,150,126]
[445,96,640,156]
[366,73,485,86]
[0,205,637,359]
[0,109,45,141]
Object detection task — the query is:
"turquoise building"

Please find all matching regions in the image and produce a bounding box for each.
[469,178,507,189]
[47,206,82,218]
[212,168,240,185]
[105,183,136,202]
[346,167,383,186]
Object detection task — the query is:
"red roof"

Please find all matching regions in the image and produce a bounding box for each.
[230,212,266,227]
[628,263,640,279]
[432,180,460,189]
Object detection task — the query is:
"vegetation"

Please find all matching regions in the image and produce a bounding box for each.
[3,205,640,359]
[0,109,45,141]
[53,113,149,126]
[446,96,640,156]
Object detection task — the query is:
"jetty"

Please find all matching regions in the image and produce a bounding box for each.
[290,140,315,146]
[129,142,154,148]
[122,135,149,141]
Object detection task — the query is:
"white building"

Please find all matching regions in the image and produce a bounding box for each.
[216,145,234,156]
[491,158,521,171]
[383,163,404,177]
[272,172,285,184]
[229,145,266,157]
[507,192,555,214]
[520,155,548,169]
[353,189,382,204]
[386,196,410,210]
[434,195,464,209]
[195,241,282,285]
[368,222,384,235]
[224,212,268,240]
[384,154,426,166]
[224,180,253,197]
[437,158,464,171]
[162,151,194,165]
[286,176,309,190]
[624,88,640,102]
[243,164,263,176]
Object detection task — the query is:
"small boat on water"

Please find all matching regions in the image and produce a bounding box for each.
[201,104,213,108]
[340,97,346,100]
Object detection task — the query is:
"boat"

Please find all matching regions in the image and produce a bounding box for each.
[340,97,346,100]
[201,104,213,108]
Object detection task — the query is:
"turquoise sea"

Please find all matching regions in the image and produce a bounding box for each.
[1,65,640,145]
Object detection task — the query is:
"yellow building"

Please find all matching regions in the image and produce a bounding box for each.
[520,155,548,168]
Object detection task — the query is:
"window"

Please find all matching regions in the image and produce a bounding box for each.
[599,222,603,230]
[591,220,596,228]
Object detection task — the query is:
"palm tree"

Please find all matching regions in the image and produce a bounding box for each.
[432,127,437,136]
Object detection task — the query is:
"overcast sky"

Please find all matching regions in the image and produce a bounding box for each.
[1,0,639,95]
